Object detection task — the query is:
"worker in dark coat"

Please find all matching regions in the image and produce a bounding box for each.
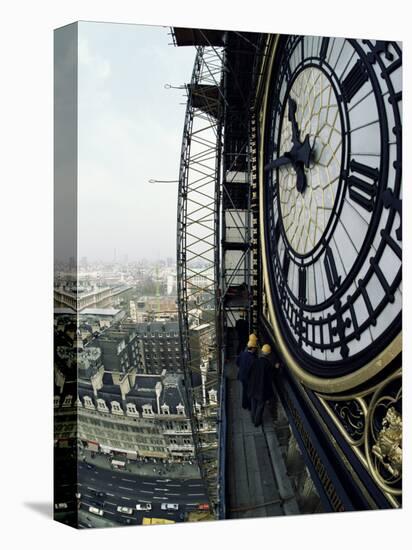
[247,332,259,353]
[235,311,249,354]
[236,339,258,410]
[248,344,279,427]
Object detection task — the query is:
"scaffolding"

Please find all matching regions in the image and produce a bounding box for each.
[176,43,224,514]
[175,29,261,516]
[221,43,252,352]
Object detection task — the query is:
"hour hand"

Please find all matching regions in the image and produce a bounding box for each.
[295,163,307,194]
[288,97,300,144]
[264,154,292,171]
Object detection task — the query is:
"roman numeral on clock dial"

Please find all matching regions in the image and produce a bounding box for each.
[283,253,290,279]
[341,59,369,103]
[298,267,307,304]
[324,245,341,292]
[319,37,330,61]
[347,159,379,212]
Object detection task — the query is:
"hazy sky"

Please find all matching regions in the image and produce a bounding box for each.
[78,22,195,262]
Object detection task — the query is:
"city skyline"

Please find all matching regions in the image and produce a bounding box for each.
[78,22,195,262]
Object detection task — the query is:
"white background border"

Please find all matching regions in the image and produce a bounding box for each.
[0,1,409,548]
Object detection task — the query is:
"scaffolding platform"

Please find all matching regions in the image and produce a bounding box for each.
[225,361,300,520]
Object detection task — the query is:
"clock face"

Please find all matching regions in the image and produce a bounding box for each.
[264,36,402,377]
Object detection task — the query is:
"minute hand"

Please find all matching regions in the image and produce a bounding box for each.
[288,97,301,145]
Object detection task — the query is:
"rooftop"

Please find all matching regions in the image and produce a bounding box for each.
[81,308,123,316]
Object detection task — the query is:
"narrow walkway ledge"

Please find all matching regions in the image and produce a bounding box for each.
[225,361,300,520]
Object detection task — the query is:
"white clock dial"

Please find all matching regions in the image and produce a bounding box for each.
[278,67,342,255]
[264,36,402,372]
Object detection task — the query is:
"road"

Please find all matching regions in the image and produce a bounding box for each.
[76,461,208,527]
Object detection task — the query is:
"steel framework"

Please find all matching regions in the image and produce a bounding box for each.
[176,30,261,516]
[176,45,224,513]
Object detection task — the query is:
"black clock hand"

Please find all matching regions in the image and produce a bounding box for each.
[295,134,312,168]
[295,163,307,194]
[288,97,314,165]
[265,99,313,194]
[264,154,292,171]
[288,97,300,145]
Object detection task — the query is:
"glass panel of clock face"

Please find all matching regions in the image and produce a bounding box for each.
[264,35,402,374]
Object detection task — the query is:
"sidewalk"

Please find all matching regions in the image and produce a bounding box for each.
[79,449,201,480]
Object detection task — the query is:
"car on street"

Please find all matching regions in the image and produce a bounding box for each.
[136,503,152,511]
[197,503,209,511]
[54,502,68,510]
[91,499,105,508]
[117,506,134,515]
[111,459,127,470]
[161,503,179,511]
[89,506,104,516]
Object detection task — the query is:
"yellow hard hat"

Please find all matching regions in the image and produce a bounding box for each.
[248,333,258,342]
[262,344,271,354]
[247,339,257,348]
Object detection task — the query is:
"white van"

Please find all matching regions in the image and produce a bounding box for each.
[89,506,104,516]
[111,459,126,470]
[117,506,134,515]
[136,503,152,511]
[161,503,179,511]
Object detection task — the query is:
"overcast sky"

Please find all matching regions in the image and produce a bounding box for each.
[78,21,195,262]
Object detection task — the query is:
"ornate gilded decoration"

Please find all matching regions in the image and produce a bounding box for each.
[318,370,402,500]
[371,407,402,478]
[329,399,365,444]
[365,372,402,496]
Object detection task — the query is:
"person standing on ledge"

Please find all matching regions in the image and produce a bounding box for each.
[236,339,258,410]
[235,311,249,354]
[248,343,280,427]
[248,332,259,348]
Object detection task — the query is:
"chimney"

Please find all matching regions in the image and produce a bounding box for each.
[155,381,162,414]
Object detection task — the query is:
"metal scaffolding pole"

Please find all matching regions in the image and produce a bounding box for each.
[176,45,224,515]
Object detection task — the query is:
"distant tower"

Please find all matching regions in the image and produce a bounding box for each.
[155,265,160,313]
[200,360,208,406]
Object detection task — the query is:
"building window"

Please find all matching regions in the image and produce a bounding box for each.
[111,401,124,415]
[176,403,185,415]
[84,396,95,409]
[208,389,218,404]
[142,404,154,416]
[161,404,170,415]
[54,396,60,408]
[62,395,72,407]
[126,403,139,417]
[97,398,108,412]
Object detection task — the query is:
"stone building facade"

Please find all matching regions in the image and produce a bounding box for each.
[54,350,217,461]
